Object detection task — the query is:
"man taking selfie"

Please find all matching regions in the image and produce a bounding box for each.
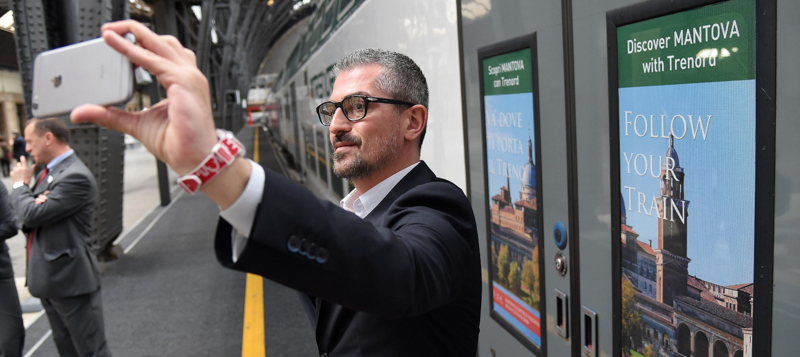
[72,21,480,356]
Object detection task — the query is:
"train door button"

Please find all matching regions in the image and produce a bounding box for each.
[555,252,567,276]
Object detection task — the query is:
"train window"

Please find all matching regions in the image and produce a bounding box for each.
[337,0,355,21]
[320,0,338,41]
[308,10,323,53]
[299,32,312,63]
[287,42,303,78]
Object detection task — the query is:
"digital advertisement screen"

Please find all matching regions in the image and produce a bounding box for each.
[481,47,543,349]
[616,0,756,356]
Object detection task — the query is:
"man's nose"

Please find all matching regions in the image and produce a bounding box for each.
[328,108,351,135]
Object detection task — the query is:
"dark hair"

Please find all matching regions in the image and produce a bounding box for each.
[26,117,70,144]
[332,48,429,150]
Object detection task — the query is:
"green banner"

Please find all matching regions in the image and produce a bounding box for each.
[483,49,533,96]
[618,0,755,88]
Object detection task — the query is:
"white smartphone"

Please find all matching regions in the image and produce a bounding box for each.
[31,34,136,118]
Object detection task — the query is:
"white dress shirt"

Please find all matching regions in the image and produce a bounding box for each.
[220,160,419,261]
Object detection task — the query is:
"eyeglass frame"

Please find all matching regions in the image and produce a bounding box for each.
[315,94,416,126]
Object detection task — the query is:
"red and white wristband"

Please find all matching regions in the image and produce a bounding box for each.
[178,129,246,194]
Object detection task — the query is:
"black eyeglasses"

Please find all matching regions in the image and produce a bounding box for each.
[315,95,415,126]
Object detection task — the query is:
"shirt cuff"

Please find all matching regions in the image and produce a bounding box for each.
[219,159,264,261]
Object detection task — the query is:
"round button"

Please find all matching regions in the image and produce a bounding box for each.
[299,239,311,256]
[553,221,568,250]
[287,235,301,252]
[316,248,329,264]
[555,252,567,276]
[307,243,318,259]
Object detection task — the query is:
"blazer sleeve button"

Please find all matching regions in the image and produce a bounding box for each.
[306,243,318,260]
[315,248,329,264]
[299,239,311,256]
[287,235,301,252]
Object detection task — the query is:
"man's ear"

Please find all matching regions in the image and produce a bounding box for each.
[44,132,54,145]
[403,105,428,142]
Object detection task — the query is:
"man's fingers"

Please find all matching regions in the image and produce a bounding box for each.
[102,30,176,76]
[101,20,184,63]
[20,156,26,166]
[71,105,140,137]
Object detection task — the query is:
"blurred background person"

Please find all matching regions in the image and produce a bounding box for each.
[0,137,10,177]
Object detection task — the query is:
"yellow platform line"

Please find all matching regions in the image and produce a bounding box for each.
[243,129,266,357]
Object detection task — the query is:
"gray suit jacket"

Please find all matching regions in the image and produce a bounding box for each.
[12,153,100,298]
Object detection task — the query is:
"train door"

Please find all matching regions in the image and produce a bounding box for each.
[459,2,574,356]
[459,0,787,356]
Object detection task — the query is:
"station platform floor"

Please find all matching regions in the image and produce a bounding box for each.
[18,126,318,356]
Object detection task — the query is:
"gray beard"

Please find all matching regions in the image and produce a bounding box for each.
[333,128,400,182]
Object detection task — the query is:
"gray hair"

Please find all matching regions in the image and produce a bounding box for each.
[332,48,429,148]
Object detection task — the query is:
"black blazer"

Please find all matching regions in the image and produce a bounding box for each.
[215,162,481,356]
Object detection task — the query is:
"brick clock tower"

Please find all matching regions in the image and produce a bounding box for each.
[656,135,691,306]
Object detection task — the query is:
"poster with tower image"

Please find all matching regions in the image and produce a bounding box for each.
[480,37,544,352]
[616,0,756,356]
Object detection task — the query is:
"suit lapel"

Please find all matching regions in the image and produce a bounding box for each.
[34,154,75,193]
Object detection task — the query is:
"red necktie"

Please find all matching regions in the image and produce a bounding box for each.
[26,167,49,263]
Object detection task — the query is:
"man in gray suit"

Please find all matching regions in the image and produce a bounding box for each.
[10,117,110,357]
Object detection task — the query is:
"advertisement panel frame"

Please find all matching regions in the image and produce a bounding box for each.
[606,0,776,356]
[478,33,546,356]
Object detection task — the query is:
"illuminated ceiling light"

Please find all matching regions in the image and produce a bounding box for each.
[0,10,15,32]
[267,0,274,5]
[191,5,202,21]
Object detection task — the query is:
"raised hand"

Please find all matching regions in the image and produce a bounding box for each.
[10,156,34,184]
[70,20,250,208]
[70,20,218,176]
